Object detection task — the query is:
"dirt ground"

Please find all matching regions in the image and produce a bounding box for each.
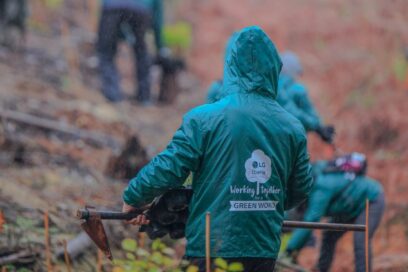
[0,0,407,271]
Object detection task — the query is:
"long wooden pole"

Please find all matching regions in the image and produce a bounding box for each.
[63,240,72,272]
[205,212,211,272]
[365,199,370,272]
[77,209,366,232]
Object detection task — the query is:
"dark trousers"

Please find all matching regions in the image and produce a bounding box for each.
[185,257,276,272]
[97,8,151,102]
[317,193,385,272]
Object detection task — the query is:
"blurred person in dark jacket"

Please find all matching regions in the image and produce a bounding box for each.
[0,0,27,47]
[97,0,163,103]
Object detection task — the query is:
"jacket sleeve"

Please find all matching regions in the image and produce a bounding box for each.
[292,84,321,131]
[286,184,331,251]
[152,0,163,50]
[123,114,203,207]
[284,134,314,210]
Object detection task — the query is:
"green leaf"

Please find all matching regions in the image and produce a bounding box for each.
[161,247,175,256]
[214,258,228,270]
[163,22,192,50]
[228,262,244,272]
[162,256,174,267]
[186,266,199,272]
[133,260,148,269]
[151,239,165,251]
[126,252,135,260]
[136,248,149,257]
[150,251,163,265]
[121,238,138,252]
[183,173,193,186]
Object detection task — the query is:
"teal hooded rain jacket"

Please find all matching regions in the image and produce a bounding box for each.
[207,71,322,132]
[123,26,314,258]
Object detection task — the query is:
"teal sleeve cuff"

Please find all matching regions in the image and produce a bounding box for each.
[122,180,144,207]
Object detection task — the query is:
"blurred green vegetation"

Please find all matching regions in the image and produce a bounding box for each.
[392,54,408,82]
[214,258,244,272]
[113,238,244,272]
[113,238,190,272]
[44,0,64,9]
[163,22,193,51]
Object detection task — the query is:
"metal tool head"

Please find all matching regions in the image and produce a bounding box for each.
[79,208,113,260]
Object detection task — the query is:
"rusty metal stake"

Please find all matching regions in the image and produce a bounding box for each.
[283,221,365,232]
[365,199,370,272]
[44,211,53,272]
[205,212,211,272]
[62,239,72,272]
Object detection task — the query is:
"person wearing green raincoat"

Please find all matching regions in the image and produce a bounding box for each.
[277,51,335,143]
[122,26,314,272]
[285,154,385,272]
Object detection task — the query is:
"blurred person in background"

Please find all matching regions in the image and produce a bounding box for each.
[122,26,313,272]
[97,0,163,104]
[284,153,385,272]
[277,51,335,144]
[207,50,335,144]
[0,0,27,48]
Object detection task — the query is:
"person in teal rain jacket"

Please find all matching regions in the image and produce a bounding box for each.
[285,154,385,272]
[277,51,335,143]
[122,26,314,272]
[97,0,163,103]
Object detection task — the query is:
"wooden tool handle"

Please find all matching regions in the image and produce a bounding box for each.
[76,209,143,220]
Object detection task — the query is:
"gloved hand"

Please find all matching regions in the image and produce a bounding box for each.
[315,125,335,143]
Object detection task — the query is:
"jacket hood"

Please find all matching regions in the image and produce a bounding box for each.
[223,26,282,99]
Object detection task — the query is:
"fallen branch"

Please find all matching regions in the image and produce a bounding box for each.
[0,250,36,266]
[0,109,120,150]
